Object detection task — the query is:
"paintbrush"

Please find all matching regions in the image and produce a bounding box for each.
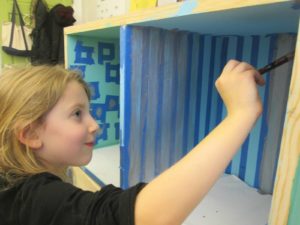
[258,51,295,75]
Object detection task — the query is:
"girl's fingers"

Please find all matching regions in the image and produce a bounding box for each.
[234,62,256,73]
[224,60,265,86]
[223,59,240,73]
[253,71,266,86]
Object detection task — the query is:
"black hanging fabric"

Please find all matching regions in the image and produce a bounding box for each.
[30,0,76,65]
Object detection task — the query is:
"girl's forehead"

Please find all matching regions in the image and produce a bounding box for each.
[54,81,89,109]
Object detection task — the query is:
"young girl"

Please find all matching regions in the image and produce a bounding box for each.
[0,61,265,225]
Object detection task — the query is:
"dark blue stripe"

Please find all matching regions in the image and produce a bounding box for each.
[82,167,106,187]
[204,37,216,136]
[169,34,179,166]
[236,36,244,61]
[182,33,194,155]
[239,36,260,180]
[254,35,276,188]
[216,37,229,124]
[239,138,250,180]
[140,29,150,181]
[120,26,132,189]
[154,30,165,176]
[194,36,205,145]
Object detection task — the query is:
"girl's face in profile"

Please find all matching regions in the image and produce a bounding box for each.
[35,81,99,169]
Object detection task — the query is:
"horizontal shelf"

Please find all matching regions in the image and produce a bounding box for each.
[65,0,298,38]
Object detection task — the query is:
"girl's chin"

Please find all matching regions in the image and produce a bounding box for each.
[78,152,93,166]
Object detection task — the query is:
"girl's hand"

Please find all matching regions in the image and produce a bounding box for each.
[215,60,265,119]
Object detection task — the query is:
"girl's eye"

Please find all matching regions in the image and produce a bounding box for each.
[73,110,82,119]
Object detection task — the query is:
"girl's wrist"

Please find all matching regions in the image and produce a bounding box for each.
[227,107,262,124]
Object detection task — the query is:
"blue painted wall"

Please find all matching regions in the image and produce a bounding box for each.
[67,35,120,148]
[120,25,295,189]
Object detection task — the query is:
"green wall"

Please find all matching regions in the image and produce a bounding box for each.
[288,157,300,225]
[0,0,73,67]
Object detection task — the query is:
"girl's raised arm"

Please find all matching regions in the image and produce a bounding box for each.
[134,60,265,225]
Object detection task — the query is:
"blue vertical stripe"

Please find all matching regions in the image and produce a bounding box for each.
[175,34,188,160]
[154,30,164,176]
[194,35,205,145]
[209,37,222,132]
[169,34,179,166]
[187,34,200,150]
[198,36,212,141]
[205,37,216,136]
[182,33,194,155]
[120,26,132,189]
[216,37,229,124]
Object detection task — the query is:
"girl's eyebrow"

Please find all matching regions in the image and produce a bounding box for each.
[68,102,87,110]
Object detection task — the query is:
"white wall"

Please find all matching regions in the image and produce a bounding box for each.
[73,0,129,24]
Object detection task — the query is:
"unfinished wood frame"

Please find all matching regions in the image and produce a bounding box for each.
[269,19,300,225]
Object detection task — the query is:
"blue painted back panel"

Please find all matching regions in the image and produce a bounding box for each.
[67,35,120,148]
[120,25,295,191]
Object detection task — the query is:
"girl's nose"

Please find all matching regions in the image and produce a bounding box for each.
[89,116,100,134]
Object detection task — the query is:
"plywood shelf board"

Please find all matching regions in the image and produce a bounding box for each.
[65,0,295,36]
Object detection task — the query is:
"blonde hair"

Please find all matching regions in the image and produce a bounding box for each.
[0,65,90,188]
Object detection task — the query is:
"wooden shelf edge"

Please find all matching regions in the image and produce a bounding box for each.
[64,0,289,35]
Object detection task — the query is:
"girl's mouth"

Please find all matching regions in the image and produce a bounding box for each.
[85,142,94,147]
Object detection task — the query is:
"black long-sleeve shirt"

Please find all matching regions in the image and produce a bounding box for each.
[0,172,146,225]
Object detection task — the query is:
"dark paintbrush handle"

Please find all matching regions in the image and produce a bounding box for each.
[258,51,295,75]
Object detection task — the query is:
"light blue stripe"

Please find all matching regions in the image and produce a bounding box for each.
[245,35,271,186]
[198,36,212,141]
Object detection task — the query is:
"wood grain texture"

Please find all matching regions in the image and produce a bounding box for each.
[64,0,288,35]
[72,167,100,192]
[269,21,300,225]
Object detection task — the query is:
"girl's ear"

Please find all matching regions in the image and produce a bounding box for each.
[17,124,42,149]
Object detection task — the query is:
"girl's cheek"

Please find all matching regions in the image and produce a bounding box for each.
[68,127,87,142]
